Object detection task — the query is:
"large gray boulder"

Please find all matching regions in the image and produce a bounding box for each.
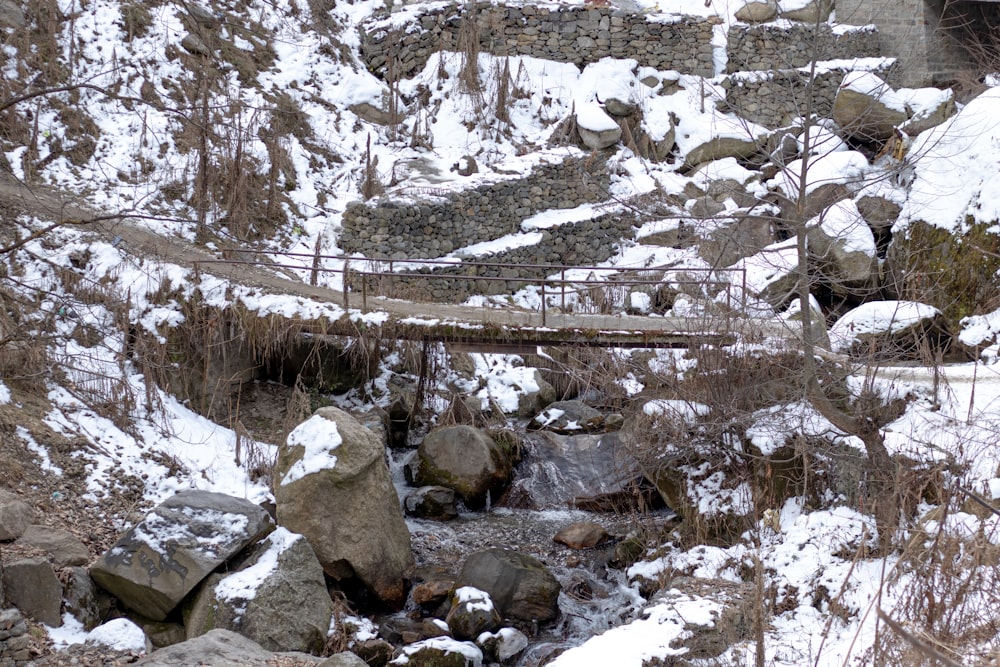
[829,300,952,359]
[3,558,62,627]
[274,407,413,608]
[806,199,878,293]
[735,1,777,23]
[832,74,908,143]
[90,490,272,621]
[446,587,502,641]
[529,400,603,433]
[455,548,561,624]
[134,629,325,666]
[779,0,832,22]
[185,528,332,654]
[576,104,622,150]
[16,524,89,567]
[413,425,512,510]
[502,432,644,511]
[0,490,33,540]
[391,637,484,667]
[684,137,761,169]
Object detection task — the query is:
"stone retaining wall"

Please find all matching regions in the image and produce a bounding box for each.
[0,609,30,666]
[361,3,718,79]
[719,60,896,129]
[348,209,640,303]
[726,23,880,73]
[340,154,609,260]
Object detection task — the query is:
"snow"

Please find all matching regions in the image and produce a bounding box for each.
[900,87,1000,232]
[550,592,719,667]
[454,586,495,613]
[280,413,344,486]
[842,71,908,112]
[10,0,1000,663]
[84,619,147,652]
[829,300,941,353]
[576,103,620,133]
[811,199,876,256]
[214,528,301,616]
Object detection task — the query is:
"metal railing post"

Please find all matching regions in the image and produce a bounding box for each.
[541,281,546,327]
[343,259,350,310]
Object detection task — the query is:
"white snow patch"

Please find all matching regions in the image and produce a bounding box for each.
[280,413,343,486]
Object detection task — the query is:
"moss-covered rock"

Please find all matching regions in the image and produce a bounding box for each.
[887,219,1000,327]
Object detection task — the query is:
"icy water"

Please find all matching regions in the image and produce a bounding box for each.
[390,443,677,665]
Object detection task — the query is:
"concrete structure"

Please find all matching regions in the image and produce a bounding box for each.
[839,0,999,86]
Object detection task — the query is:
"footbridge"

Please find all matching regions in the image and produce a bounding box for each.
[193,249,798,354]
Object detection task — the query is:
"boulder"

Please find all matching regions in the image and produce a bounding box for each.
[446,587,502,641]
[404,486,459,521]
[185,528,332,654]
[576,103,622,150]
[349,102,396,126]
[413,425,512,510]
[779,0,832,23]
[0,0,25,28]
[515,370,556,419]
[3,558,62,627]
[501,431,646,511]
[476,628,528,664]
[378,617,449,645]
[735,1,778,23]
[133,629,324,666]
[530,400,603,433]
[829,301,952,360]
[63,566,103,630]
[698,215,776,268]
[391,637,483,667]
[900,90,957,137]
[832,75,908,143]
[86,618,149,653]
[806,199,878,292]
[455,548,561,624]
[0,490,33,540]
[553,522,610,550]
[274,407,413,608]
[729,238,799,310]
[684,136,761,169]
[90,490,272,621]
[16,524,89,566]
[855,194,901,233]
[318,653,370,667]
[180,32,211,56]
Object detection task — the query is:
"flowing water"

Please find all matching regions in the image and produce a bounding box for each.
[388,434,677,665]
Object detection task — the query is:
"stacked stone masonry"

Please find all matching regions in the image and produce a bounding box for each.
[361,3,718,79]
[0,609,30,667]
[341,155,609,260]
[726,23,880,73]
[348,209,641,303]
[721,60,896,129]
[361,4,882,84]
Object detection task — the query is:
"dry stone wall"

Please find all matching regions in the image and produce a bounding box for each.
[340,154,609,260]
[726,23,880,73]
[349,209,640,303]
[361,3,718,79]
[720,60,896,129]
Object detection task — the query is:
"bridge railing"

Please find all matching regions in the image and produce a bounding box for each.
[209,249,748,325]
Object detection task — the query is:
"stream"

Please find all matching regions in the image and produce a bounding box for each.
[385,430,678,665]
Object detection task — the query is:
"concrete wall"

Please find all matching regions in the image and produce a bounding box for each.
[838,0,975,85]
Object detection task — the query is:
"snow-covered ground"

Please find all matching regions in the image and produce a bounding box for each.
[6,0,1000,663]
